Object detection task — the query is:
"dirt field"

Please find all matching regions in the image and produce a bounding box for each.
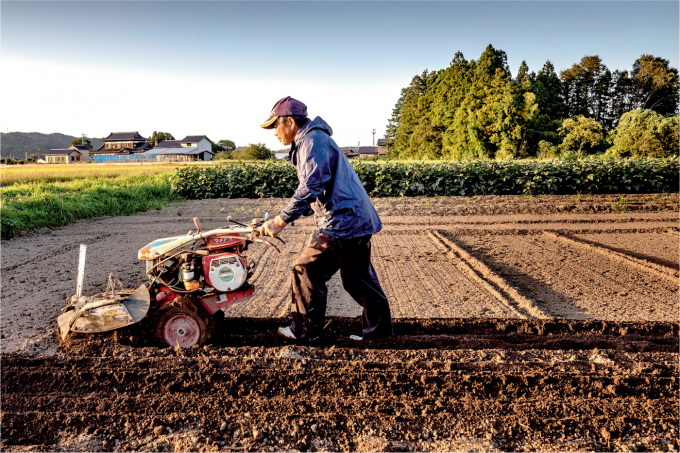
[1,193,678,452]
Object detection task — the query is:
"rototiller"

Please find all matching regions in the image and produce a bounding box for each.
[57,215,282,348]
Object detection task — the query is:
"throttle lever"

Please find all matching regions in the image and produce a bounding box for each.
[227,216,249,228]
[252,238,281,253]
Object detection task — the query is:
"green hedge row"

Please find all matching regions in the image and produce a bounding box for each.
[171,158,679,199]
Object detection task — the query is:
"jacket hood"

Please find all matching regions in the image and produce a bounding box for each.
[295,116,333,143]
[285,116,334,164]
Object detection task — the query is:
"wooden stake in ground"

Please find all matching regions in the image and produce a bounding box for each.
[76,244,86,298]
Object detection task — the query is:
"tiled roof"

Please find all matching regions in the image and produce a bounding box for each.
[181,135,213,144]
[71,145,89,150]
[131,144,152,152]
[376,138,391,146]
[46,149,82,156]
[358,146,380,154]
[103,131,147,141]
[156,140,181,148]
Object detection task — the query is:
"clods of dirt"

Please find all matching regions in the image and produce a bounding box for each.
[2,318,678,452]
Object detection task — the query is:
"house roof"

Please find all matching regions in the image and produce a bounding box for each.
[358,146,380,154]
[70,145,89,150]
[142,147,214,156]
[131,144,152,152]
[156,140,181,148]
[46,149,82,156]
[376,138,391,146]
[181,135,213,144]
[103,131,147,141]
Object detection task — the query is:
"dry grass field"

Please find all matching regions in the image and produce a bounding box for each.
[0,162,220,186]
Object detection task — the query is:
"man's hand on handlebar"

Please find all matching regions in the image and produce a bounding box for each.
[260,216,287,238]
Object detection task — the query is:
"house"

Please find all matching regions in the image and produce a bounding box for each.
[142,147,213,162]
[91,131,153,162]
[43,148,83,164]
[377,138,391,154]
[149,135,215,162]
[70,144,91,161]
[341,148,359,158]
[180,135,213,151]
[357,146,386,158]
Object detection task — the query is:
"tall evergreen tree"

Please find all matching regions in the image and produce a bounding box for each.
[560,55,610,123]
[388,71,434,158]
[408,69,444,159]
[385,88,407,141]
[432,52,475,156]
[517,60,530,85]
[384,48,676,160]
[445,45,537,160]
[534,61,564,122]
[630,54,679,114]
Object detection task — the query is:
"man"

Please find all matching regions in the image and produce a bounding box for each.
[259,96,393,342]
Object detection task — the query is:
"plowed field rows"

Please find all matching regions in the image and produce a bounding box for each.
[1,193,678,452]
[453,232,678,321]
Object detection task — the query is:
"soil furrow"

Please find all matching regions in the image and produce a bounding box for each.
[432,231,548,319]
[547,232,679,280]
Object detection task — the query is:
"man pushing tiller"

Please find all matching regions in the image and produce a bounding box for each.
[258,96,393,342]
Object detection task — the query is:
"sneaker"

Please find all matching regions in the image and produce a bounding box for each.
[277,326,298,340]
[349,335,363,341]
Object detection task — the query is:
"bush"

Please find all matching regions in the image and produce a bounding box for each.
[606,110,680,158]
[171,158,679,199]
[213,151,233,160]
[537,141,559,160]
[558,116,605,155]
[231,143,274,160]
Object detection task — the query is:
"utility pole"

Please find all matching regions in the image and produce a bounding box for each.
[357,135,360,149]
[372,129,376,147]
[82,133,87,146]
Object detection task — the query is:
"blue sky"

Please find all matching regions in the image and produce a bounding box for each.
[2,1,678,150]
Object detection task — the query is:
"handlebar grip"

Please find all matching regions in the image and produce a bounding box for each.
[193,217,201,231]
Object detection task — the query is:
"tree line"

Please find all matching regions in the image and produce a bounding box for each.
[386,45,679,160]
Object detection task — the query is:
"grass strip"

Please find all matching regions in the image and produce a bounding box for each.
[1,173,180,240]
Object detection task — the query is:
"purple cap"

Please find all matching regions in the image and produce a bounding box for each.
[260,96,308,129]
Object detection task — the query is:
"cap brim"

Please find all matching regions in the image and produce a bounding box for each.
[260,116,278,129]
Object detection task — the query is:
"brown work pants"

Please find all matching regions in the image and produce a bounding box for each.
[290,232,393,340]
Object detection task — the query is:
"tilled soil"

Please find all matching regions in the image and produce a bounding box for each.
[2,318,679,453]
[1,193,679,452]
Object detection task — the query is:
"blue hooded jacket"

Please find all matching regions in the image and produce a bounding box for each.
[279,117,382,239]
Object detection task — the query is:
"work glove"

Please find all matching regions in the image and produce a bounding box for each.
[260,216,287,238]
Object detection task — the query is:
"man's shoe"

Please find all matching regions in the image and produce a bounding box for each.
[277,326,298,340]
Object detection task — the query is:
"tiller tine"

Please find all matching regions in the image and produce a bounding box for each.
[57,284,150,340]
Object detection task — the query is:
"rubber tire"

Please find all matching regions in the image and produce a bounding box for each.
[153,299,214,348]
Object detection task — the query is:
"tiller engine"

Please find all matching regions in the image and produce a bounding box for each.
[57,215,282,348]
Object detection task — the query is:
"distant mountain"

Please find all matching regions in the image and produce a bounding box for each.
[0,132,104,160]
